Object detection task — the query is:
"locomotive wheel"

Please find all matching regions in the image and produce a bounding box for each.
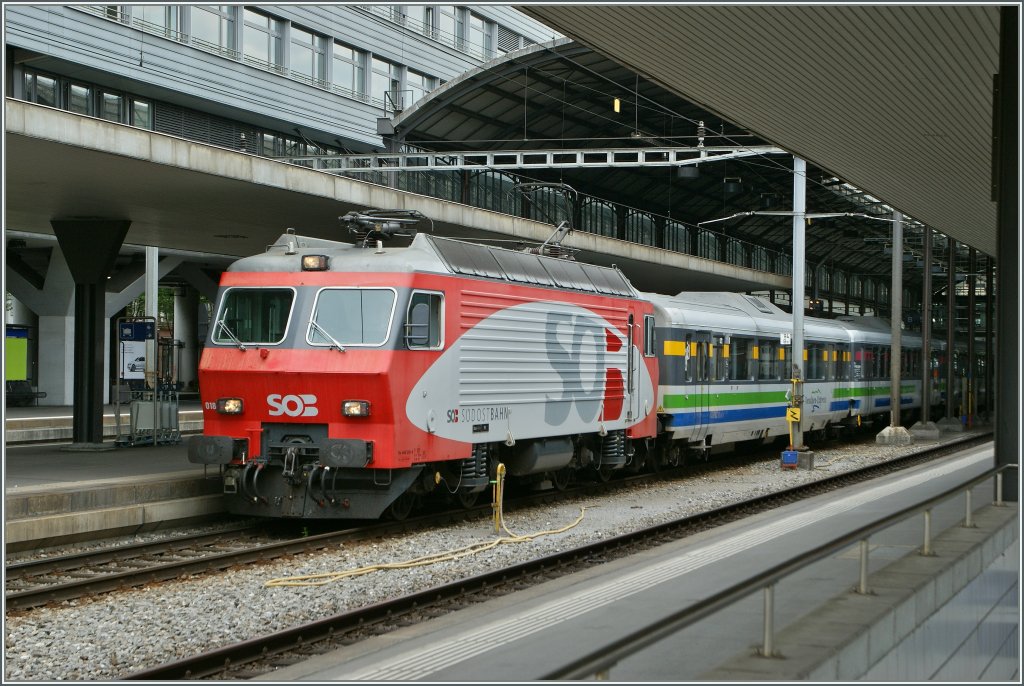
[454,488,479,509]
[550,468,572,491]
[591,464,614,483]
[386,491,418,521]
[662,444,682,469]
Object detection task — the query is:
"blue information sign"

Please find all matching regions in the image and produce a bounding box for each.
[119,322,155,341]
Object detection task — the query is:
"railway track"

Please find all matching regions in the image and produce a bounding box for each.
[2,458,685,611]
[5,424,826,612]
[122,433,991,680]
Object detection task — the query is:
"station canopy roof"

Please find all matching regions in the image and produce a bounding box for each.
[392,23,998,297]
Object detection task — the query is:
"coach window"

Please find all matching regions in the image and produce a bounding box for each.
[643,315,656,357]
[405,292,443,349]
[684,334,694,383]
[758,340,776,380]
[779,343,792,380]
[806,342,825,381]
[713,336,727,381]
[730,337,753,381]
[880,346,891,379]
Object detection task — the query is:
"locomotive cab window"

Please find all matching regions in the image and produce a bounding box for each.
[214,288,294,345]
[405,291,443,349]
[307,288,396,347]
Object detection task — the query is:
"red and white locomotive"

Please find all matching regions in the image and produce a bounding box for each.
[189,215,657,519]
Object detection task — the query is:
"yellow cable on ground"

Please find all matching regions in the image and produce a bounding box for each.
[265,462,585,588]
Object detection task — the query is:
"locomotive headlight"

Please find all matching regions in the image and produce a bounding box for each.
[342,400,370,417]
[301,254,329,271]
[216,397,244,414]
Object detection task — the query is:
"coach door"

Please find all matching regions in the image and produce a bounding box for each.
[692,330,713,443]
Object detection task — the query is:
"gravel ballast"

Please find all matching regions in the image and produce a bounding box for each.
[2,431,989,680]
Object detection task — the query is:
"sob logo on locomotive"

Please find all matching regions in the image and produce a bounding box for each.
[267,393,319,417]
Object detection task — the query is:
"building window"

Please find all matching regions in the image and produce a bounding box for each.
[332,42,365,99]
[191,5,236,54]
[68,83,93,115]
[23,72,60,108]
[437,5,462,47]
[99,91,124,123]
[468,170,520,215]
[726,239,747,267]
[290,25,327,85]
[664,220,689,253]
[467,12,492,58]
[242,8,282,70]
[697,229,720,261]
[625,211,656,246]
[405,5,433,36]
[751,245,771,271]
[370,57,400,110]
[131,5,180,38]
[131,99,152,129]
[581,199,617,238]
[405,69,433,107]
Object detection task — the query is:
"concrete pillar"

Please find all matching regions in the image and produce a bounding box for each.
[173,286,200,392]
[911,227,939,440]
[51,219,131,449]
[145,246,159,388]
[984,256,994,423]
[788,156,810,461]
[878,211,912,445]
[37,315,75,403]
[937,235,963,433]
[966,247,977,427]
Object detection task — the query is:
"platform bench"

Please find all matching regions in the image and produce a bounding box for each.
[5,380,47,407]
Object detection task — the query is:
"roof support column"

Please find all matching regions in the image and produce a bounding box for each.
[878,212,912,445]
[937,236,963,432]
[966,247,976,428]
[911,227,939,440]
[984,256,994,425]
[146,246,159,388]
[50,218,131,450]
[787,156,810,458]
[994,3,1018,501]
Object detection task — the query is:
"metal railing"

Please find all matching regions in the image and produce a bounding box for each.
[543,459,1017,680]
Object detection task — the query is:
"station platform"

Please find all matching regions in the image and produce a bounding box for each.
[3,401,204,445]
[258,443,1018,682]
[3,432,223,552]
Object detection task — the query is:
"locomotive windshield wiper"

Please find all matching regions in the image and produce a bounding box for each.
[215,315,247,351]
[309,319,346,352]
